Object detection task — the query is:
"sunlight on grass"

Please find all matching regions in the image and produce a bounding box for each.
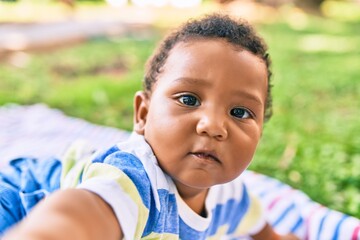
[298,34,358,53]
[281,6,309,30]
[322,0,360,22]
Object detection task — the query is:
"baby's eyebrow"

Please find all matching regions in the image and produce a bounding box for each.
[232,91,264,106]
[172,77,212,87]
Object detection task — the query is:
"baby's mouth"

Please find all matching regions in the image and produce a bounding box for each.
[190,152,221,163]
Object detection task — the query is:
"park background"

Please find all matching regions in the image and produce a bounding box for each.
[0,0,359,219]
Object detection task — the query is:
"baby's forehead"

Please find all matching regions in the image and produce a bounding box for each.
[152,38,268,94]
[167,38,265,66]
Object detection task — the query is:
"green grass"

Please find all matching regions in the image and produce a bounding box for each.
[0,35,158,130]
[1,16,359,218]
[252,17,360,218]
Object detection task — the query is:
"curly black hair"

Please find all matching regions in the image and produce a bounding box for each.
[144,13,273,122]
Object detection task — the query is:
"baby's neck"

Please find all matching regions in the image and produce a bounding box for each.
[176,185,209,216]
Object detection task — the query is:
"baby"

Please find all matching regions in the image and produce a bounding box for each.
[4,14,298,239]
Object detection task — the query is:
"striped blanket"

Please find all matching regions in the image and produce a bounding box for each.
[0,104,359,239]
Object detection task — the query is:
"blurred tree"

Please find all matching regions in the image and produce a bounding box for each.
[216,0,328,14]
[215,0,234,3]
[294,0,325,14]
[255,0,291,7]
[59,0,75,9]
[255,0,325,9]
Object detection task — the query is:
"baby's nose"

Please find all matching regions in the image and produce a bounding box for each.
[196,112,228,140]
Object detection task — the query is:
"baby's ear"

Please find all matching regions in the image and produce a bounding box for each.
[133,91,149,135]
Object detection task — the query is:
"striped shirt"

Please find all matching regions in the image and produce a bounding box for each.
[61,133,266,240]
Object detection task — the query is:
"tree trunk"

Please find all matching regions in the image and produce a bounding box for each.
[294,0,325,15]
[254,0,325,15]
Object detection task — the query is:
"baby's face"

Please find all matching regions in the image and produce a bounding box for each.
[138,39,268,197]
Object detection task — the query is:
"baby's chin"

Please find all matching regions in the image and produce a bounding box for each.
[173,176,230,191]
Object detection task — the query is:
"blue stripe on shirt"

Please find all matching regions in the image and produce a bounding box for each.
[207,184,250,236]
[317,209,330,240]
[143,189,178,237]
[92,149,181,237]
[102,151,152,209]
[332,214,348,239]
[272,203,295,227]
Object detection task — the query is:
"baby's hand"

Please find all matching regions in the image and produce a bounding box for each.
[280,234,300,240]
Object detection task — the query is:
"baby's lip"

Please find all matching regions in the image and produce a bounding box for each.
[190,150,221,163]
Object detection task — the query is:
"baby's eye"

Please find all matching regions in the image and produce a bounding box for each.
[230,107,252,119]
[178,95,200,107]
